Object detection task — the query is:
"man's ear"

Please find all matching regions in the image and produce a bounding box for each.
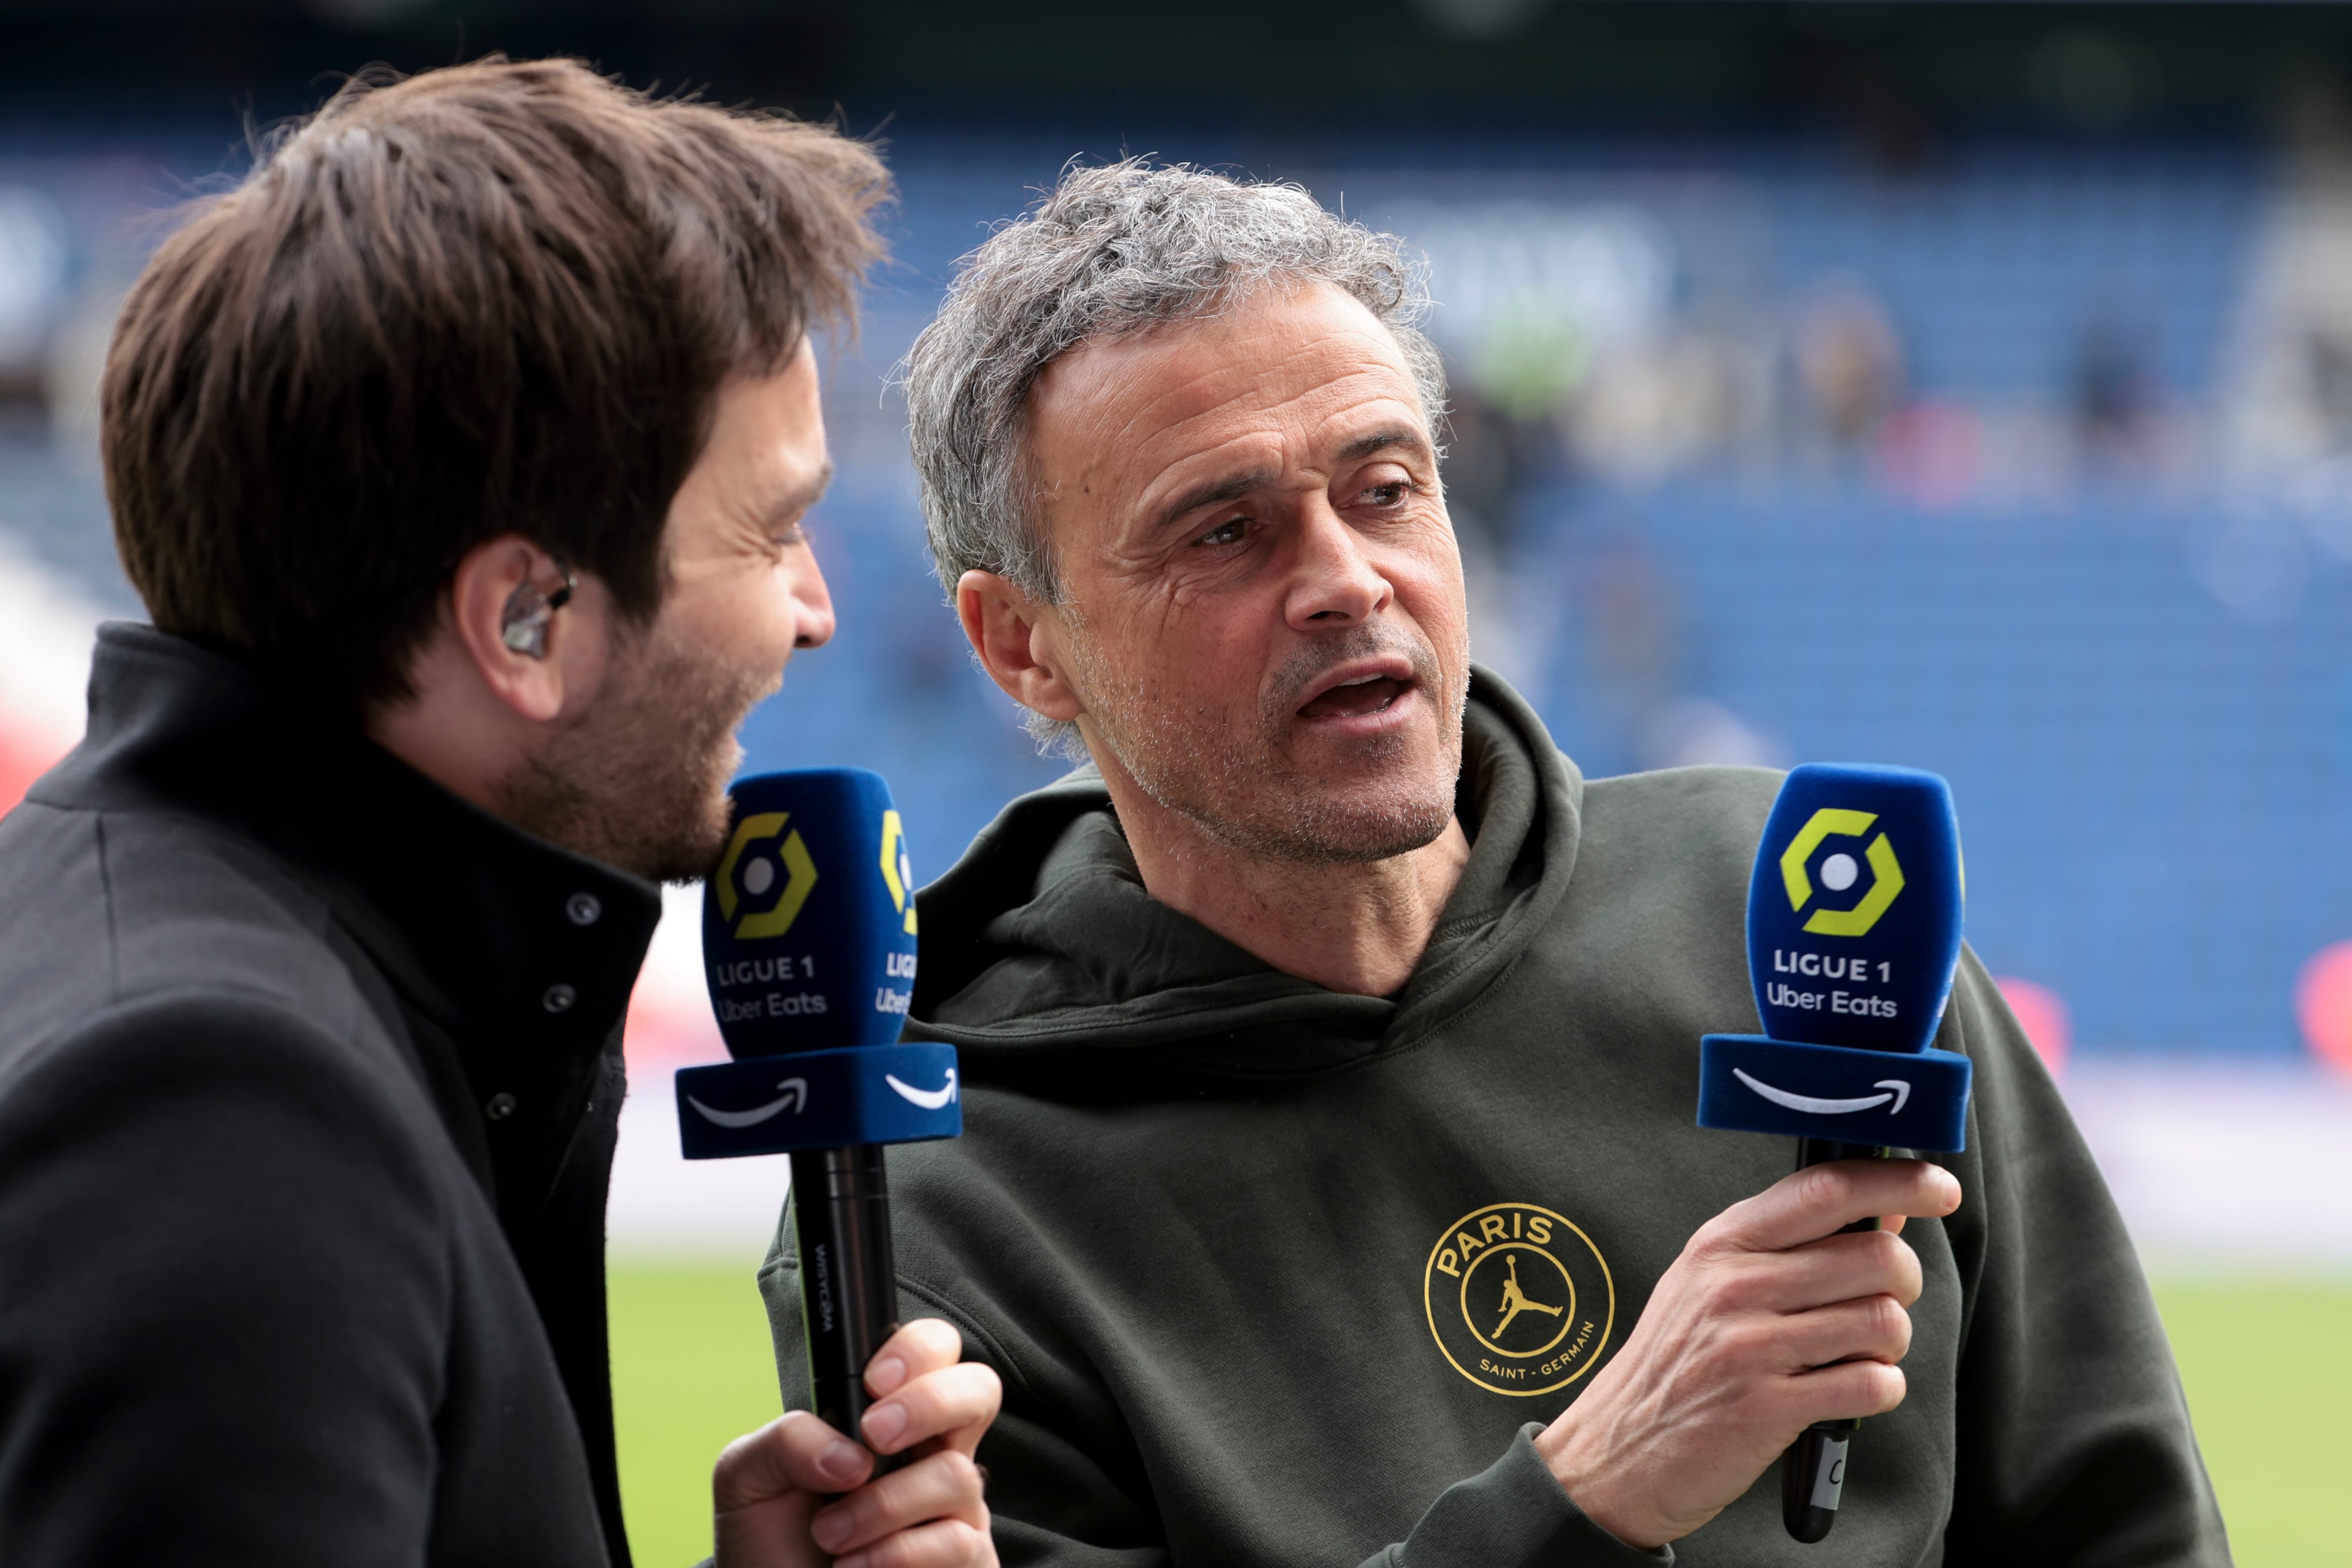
[957,569,1085,724]
[447,535,593,724]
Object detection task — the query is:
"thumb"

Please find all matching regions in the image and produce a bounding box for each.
[714,1411,873,1510]
[712,1414,871,1568]
[712,1483,820,1568]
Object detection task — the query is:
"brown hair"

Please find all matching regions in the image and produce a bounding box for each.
[103,56,890,711]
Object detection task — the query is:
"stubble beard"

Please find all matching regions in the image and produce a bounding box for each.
[496,621,777,884]
[1071,620,1469,867]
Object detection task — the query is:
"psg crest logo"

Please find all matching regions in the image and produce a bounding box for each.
[1423,1202,1616,1398]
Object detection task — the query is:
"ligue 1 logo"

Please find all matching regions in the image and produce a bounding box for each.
[1779,807,1906,938]
[714,813,818,941]
[878,810,917,937]
[1422,1202,1616,1399]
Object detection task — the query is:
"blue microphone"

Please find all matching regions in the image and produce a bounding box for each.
[675,768,960,1456]
[1696,763,1971,1543]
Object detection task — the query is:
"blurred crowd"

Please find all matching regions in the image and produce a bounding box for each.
[12,65,2352,1064]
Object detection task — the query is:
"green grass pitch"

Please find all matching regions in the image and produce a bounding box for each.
[609,1264,2350,1566]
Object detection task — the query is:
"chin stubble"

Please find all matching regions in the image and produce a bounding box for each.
[1074,623,1468,866]
[496,627,776,884]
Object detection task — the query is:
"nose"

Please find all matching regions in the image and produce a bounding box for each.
[1282,501,1393,633]
[790,547,836,650]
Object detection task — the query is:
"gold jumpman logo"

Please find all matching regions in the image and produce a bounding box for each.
[1493,1255,1565,1340]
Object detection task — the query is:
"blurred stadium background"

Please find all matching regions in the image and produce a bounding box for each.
[1,1,2349,1560]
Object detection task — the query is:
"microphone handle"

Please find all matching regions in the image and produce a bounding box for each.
[789,1144,906,1476]
[1782,1138,1888,1544]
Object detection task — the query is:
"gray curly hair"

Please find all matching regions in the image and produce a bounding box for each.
[901,159,1446,753]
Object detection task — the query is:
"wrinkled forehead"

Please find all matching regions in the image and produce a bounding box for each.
[1023,281,1429,507]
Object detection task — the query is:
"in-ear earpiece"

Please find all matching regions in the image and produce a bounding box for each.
[500,561,577,659]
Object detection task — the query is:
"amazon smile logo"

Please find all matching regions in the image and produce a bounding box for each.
[1732,1069,1913,1117]
[683,1066,956,1132]
[886,1068,957,1111]
[686,1076,808,1128]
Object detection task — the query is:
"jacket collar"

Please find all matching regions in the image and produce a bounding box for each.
[39,624,662,1055]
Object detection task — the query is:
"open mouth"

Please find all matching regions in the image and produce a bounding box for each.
[1298,671,1414,721]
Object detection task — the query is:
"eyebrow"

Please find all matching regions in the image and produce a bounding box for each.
[1336,427,1428,465]
[1152,467,1278,534]
[769,460,836,530]
[1149,428,1431,534]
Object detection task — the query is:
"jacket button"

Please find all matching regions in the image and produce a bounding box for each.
[567,893,602,927]
[542,983,577,1014]
[485,1092,517,1121]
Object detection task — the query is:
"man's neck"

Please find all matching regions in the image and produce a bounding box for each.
[1093,765,1472,998]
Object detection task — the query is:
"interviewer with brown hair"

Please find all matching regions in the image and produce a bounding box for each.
[0,59,997,1567]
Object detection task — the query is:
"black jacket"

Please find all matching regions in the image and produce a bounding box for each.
[0,625,662,1566]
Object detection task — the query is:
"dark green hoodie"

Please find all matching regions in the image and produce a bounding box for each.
[760,670,2227,1567]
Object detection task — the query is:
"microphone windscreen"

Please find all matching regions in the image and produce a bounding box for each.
[702,768,918,1057]
[1746,763,1962,1055]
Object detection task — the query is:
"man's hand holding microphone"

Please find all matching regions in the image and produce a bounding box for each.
[715,1318,998,1568]
[1546,764,1976,1550]
[683,770,1001,1568]
[1537,1156,1960,1548]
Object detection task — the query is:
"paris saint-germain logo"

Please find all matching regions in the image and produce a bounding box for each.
[1422,1202,1616,1398]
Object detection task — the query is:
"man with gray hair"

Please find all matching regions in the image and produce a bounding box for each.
[760,162,2224,1566]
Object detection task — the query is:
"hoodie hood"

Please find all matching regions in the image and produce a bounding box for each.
[907,666,1583,1086]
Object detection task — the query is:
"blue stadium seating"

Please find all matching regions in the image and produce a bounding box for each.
[11,122,2334,1059]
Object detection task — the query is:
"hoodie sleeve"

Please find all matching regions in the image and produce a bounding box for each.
[1357,1426,1671,1568]
[1936,954,2230,1566]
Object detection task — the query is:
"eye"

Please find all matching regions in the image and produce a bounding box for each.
[1196,517,1248,547]
[1362,480,1411,508]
